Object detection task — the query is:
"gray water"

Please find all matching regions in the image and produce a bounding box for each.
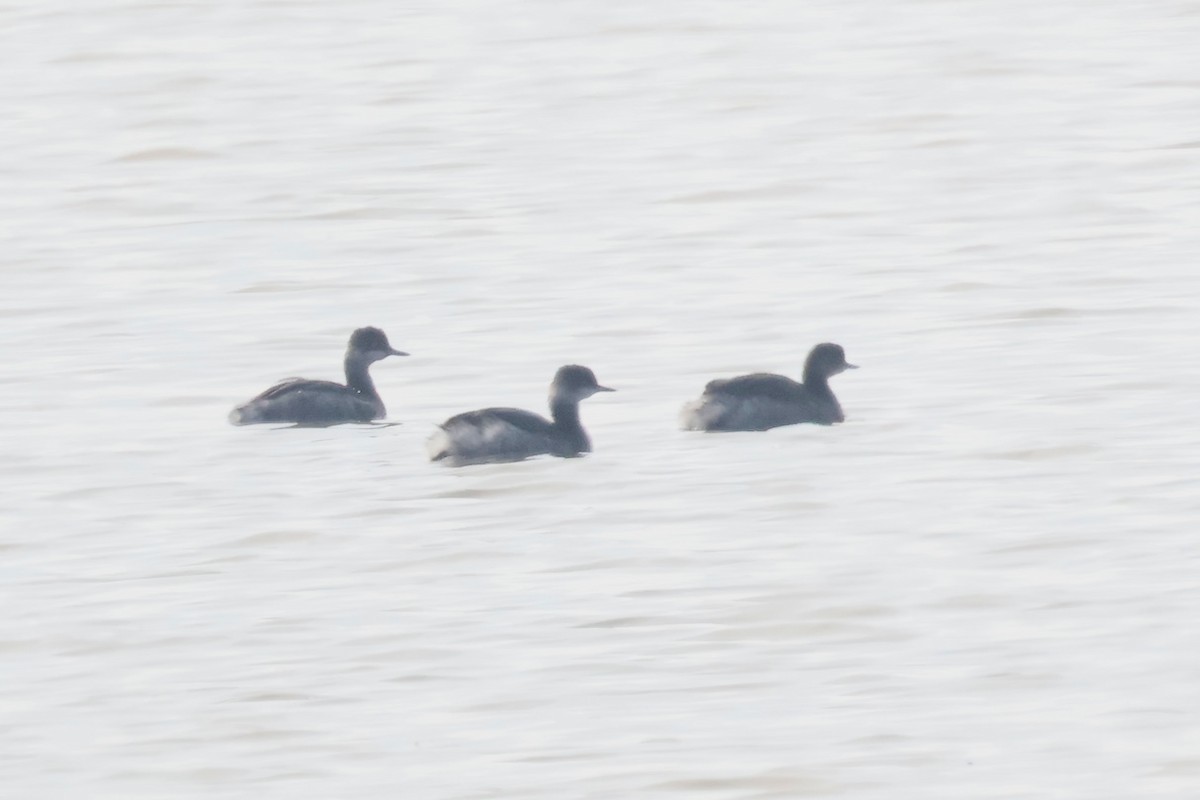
[4,1,1200,797]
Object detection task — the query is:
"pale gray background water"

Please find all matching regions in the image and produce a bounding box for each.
[3,1,1200,797]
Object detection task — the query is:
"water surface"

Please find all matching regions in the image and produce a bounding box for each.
[3,1,1200,797]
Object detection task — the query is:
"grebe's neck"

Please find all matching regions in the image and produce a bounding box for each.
[549,394,590,453]
[802,362,832,391]
[344,352,380,400]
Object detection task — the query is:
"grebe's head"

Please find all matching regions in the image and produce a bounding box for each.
[804,343,857,379]
[551,365,615,402]
[348,327,408,362]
